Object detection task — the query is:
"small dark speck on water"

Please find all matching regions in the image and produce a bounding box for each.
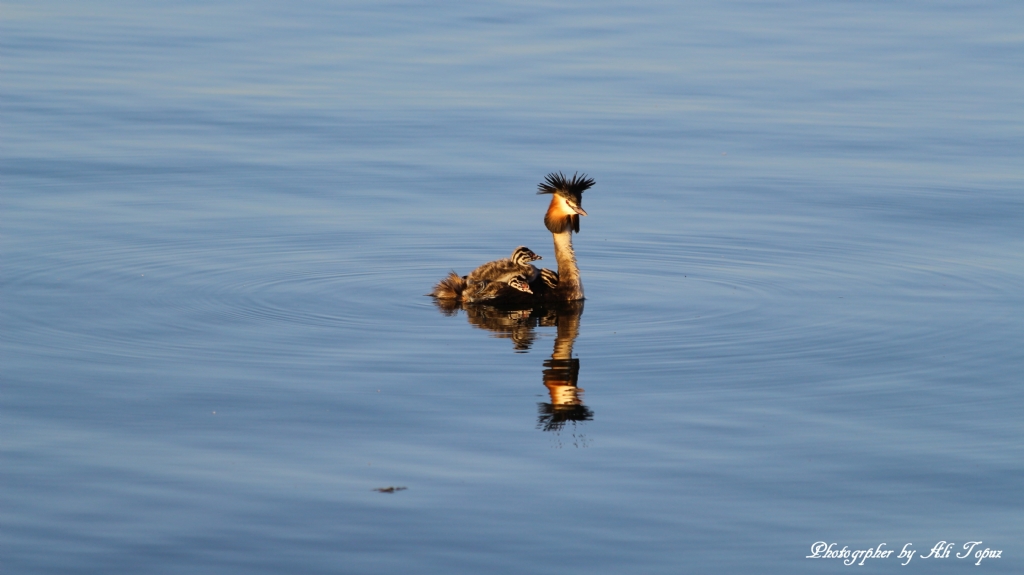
[374,487,407,493]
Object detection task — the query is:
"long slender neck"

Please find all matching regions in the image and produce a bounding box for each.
[552,231,584,301]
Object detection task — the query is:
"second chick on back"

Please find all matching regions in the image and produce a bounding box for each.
[464,274,533,303]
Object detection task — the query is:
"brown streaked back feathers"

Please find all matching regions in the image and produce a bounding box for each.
[465,246,541,285]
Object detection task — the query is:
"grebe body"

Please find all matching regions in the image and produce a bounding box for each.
[429,172,593,304]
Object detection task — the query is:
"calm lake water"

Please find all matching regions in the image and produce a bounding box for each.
[3,1,1023,573]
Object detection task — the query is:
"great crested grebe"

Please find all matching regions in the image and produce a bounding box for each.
[429,172,593,304]
[535,171,593,302]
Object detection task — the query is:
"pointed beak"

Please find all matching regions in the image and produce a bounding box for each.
[571,204,587,216]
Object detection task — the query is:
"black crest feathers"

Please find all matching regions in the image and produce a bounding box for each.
[537,172,595,196]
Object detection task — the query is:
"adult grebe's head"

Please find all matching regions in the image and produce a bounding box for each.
[538,172,594,234]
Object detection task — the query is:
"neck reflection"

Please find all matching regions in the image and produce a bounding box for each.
[433,299,592,435]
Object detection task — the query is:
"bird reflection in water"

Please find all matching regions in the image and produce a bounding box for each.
[432,298,593,436]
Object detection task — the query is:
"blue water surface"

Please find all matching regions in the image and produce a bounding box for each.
[3,1,1023,573]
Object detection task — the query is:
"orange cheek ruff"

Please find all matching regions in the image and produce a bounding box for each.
[544,198,579,234]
